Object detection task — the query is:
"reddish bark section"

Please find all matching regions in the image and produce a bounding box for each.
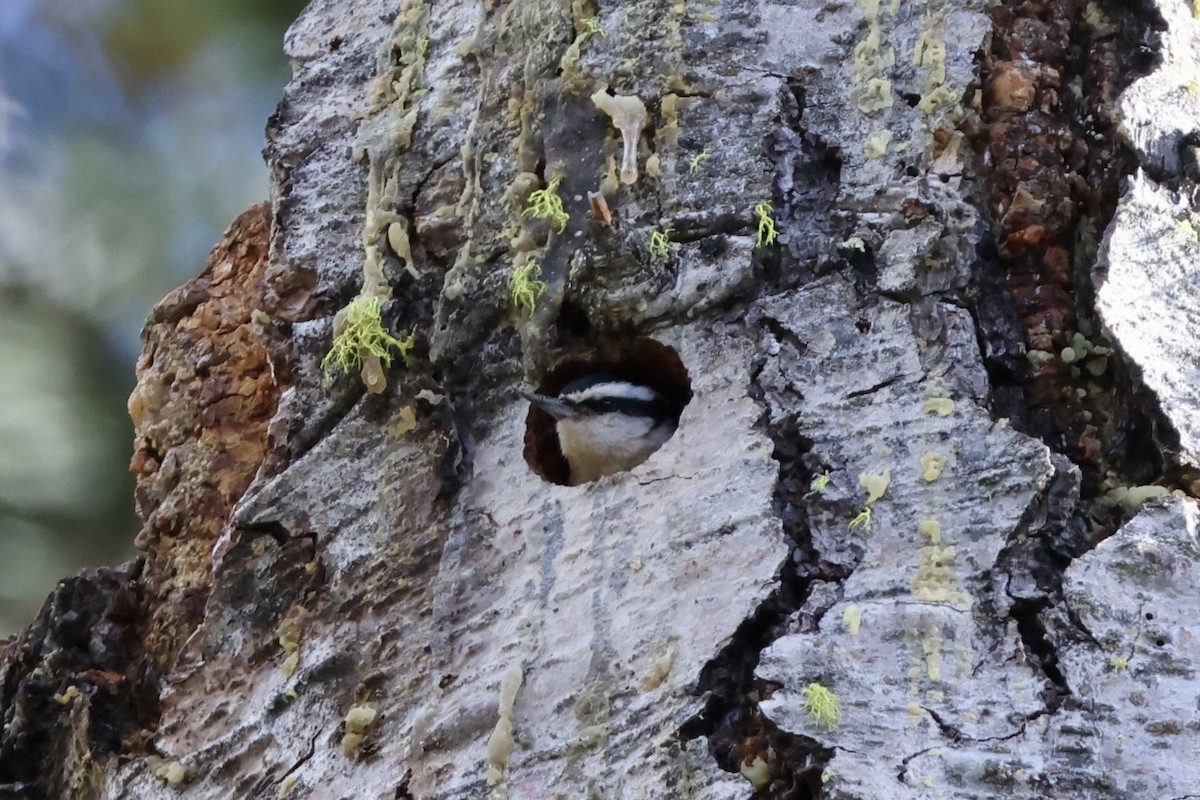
[127,202,287,671]
[972,0,1152,481]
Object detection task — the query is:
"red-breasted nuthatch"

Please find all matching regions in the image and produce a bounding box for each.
[522,374,678,484]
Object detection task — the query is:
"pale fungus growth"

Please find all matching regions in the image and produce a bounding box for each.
[153,760,194,786]
[640,644,677,690]
[842,604,864,635]
[341,704,378,757]
[859,470,891,502]
[591,89,647,185]
[486,666,524,789]
[920,452,946,482]
[741,756,771,788]
[923,397,955,417]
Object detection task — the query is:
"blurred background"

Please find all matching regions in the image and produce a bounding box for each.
[0,0,307,635]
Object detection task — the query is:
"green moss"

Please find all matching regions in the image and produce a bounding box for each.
[801,683,842,728]
[754,201,779,249]
[321,296,415,381]
[523,177,570,233]
[510,261,548,314]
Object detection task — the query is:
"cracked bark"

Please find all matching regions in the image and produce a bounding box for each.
[3,1,1200,799]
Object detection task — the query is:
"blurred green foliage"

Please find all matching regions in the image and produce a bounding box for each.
[104,0,305,77]
[0,0,306,635]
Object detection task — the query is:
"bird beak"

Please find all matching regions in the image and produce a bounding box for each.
[519,389,575,420]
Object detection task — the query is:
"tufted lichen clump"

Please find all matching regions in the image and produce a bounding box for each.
[754,201,779,249]
[848,505,872,530]
[322,296,415,386]
[648,229,676,260]
[581,17,606,36]
[510,261,548,314]
[800,682,842,728]
[523,177,569,233]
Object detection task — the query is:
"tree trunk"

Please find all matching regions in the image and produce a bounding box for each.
[3,0,1199,798]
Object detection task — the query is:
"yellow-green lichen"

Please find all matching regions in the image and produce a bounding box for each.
[849,505,872,530]
[918,85,959,114]
[1105,484,1170,508]
[843,604,864,635]
[322,296,416,386]
[277,614,304,680]
[923,397,955,417]
[914,29,947,87]
[278,774,300,798]
[688,147,711,175]
[641,644,677,690]
[1175,216,1199,242]
[923,623,943,681]
[1083,2,1115,32]
[510,261,548,314]
[341,704,378,758]
[912,530,970,607]
[740,756,770,788]
[649,228,677,260]
[850,19,895,114]
[659,92,683,150]
[154,760,193,786]
[913,9,956,116]
[864,131,892,159]
[754,201,779,249]
[800,683,842,728]
[53,686,81,705]
[386,221,416,277]
[645,152,662,178]
[581,17,606,36]
[811,471,833,493]
[388,405,418,437]
[523,176,569,233]
[920,452,946,482]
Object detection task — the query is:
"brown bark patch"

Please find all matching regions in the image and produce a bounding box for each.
[970,0,1163,489]
[127,202,290,672]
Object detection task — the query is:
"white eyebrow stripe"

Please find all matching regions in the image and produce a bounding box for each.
[562,382,662,404]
